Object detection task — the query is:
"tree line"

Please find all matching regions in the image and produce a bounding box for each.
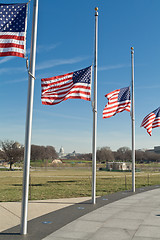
[1,140,160,169]
[0,140,58,169]
[67,146,160,164]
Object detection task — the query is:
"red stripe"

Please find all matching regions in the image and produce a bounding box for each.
[0,52,24,58]
[103,101,130,112]
[0,43,24,49]
[103,103,131,118]
[42,96,91,105]
[71,85,91,90]
[0,35,25,41]
[42,86,72,96]
[65,90,91,95]
[42,90,90,100]
[42,81,73,91]
[64,96,91,101]
[43,90,72,99]
[41,72,73,82]
[41,77,73,88]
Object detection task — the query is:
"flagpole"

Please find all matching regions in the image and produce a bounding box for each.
[92,7,98,204]
[131,47,135,192]
[20,0,39,235]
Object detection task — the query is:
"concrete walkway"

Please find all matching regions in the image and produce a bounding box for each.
[1,186,160,240]
[0,197,91,232]
[42,188,160,240]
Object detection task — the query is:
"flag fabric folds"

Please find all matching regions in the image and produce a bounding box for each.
[103,86,131,118]
[41,66,92,105]
[0,3,28,58]
[141,107,160,136]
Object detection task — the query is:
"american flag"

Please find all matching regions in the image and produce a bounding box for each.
[41,66,92,105]
[141,107,160,136]
[0,3,27,58]
[103,86,131,118]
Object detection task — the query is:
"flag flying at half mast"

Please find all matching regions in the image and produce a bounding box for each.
[103,86,131,118]
[41,66,92,105]
[141,107,160,136]
[0,3,28,58]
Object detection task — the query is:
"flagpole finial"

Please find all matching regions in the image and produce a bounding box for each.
[95,7,98,15]
[131,47,134,54]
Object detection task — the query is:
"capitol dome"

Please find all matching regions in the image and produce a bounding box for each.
[59,146,64,158]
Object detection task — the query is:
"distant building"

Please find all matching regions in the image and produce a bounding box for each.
[154,146,160,154]
[146,146,160,154]
[106,162,132,171]
[59,146,65,158]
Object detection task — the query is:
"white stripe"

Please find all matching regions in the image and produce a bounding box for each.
[42,74,73,85]
[107,90,119,99]
[0,39,24,45]
[44,85,91,96]
[0,47,24,53]
[42,79,73,90]
[103,103,131,115]
[104,101,131,112]
[65,92,91,98]
[42,84,73,94]
[0,32,25,36]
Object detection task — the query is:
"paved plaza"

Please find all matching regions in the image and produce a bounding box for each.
[1,186,160,240]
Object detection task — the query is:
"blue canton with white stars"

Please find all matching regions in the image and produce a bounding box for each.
[0,4,26,32]
[73,66,91,84]
[153,107,160,117]
[118,87,131,102]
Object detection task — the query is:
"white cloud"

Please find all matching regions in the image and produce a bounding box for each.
[0,56,12,64]
[36,56,89,71]
[99,63,130,71]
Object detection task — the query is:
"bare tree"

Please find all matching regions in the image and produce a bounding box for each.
[0,140,23,169]
[97,146,114,163]
[116,147,131,162]
[31,144,58,162]
[45,146,58,160]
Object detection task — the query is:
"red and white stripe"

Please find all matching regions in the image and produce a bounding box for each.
[41,72,91,105]
[103,89,131,118]
[0,32,26,58]
[141,113,160,136]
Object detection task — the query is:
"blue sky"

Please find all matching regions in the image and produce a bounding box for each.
[0,0,160,153]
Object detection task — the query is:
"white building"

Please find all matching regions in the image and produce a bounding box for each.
[59,146,65,158]
[106,162,132,171]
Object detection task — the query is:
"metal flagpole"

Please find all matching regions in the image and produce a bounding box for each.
[131,47,135,192]
[20,0,39,235]
[92,7,98,204]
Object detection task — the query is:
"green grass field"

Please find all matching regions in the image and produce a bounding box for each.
[1,167,160,202]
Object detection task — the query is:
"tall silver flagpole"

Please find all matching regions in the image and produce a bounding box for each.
[131,47,135,192]
[20,0,39,235]
[92,7,98,204]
